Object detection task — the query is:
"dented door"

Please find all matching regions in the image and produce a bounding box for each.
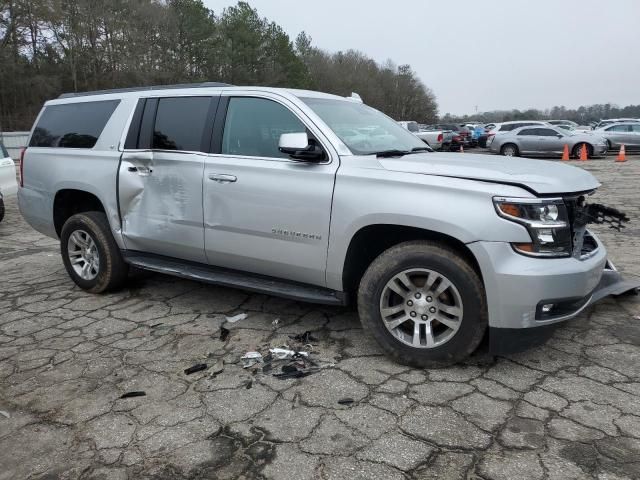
[118,150,206,262]
[118,95,216,263]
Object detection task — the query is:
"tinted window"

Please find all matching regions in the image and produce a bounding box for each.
[222,97,306,158]
[632,125,640,132]
[517,128,537,136]
[537,128,560,136]
[153,97,211,151]
[407,122,419,132]
[607,125,631,132]
[29,100,119,148]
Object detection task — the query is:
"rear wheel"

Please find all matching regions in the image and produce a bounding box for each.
[60,211,129,293]
[357,241,487,367]
[501,144,518,157]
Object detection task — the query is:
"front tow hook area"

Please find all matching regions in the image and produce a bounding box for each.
[588,260,640,305]
[489,259,639,356]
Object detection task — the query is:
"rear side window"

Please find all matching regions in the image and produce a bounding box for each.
[29,100,120,148]
[152,97,212,151]
[517,128,537,136]
[607,125,630,132]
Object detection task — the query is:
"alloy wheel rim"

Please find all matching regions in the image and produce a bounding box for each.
[379,268,463,349]
[67,229,100,281]
[504,146,515,156]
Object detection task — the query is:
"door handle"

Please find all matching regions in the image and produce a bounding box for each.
[128,165,152,176]
[208,173,237,183]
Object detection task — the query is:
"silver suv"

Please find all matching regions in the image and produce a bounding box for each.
[18,84,638,366]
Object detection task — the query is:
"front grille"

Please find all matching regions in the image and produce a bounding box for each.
[563,192,596,258]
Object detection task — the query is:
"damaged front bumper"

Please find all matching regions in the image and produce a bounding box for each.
[488,259,640,355]
[468,228,640,355]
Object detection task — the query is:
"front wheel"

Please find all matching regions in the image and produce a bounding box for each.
[357,241,487,367]
[573,143,592,159]
[60,211,129,293]
[501,144,518,157]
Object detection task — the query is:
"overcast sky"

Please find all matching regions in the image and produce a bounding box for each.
[204,0,640,116]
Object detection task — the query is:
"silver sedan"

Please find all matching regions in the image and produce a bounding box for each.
[489,125,608,158]
[594,123,640,151]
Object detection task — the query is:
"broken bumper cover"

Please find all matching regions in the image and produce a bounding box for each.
[489,263,639,355]
[468,232,640,354]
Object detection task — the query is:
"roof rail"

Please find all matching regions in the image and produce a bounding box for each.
[58,82,232,99]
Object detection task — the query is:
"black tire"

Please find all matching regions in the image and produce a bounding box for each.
[357,241,487,367]
[500,143,519,157]
[60,211,129,293]
[0,197,4,223]
[572,143,592,159]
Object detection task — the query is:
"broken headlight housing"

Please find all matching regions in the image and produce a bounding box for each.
[494,197,572,258]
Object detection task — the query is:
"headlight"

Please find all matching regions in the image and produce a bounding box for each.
[493,197,572,257]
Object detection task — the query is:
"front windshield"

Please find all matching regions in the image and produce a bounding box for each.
[301,97,427,155]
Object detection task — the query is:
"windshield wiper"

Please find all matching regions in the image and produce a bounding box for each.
[374,147,430,158]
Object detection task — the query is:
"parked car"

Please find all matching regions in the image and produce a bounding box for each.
[397,121,442,150]
[595,122,640,151]
[18,83,638,366]
[489,125,608,158]
[547,120,578,127]
[432,124,472,150]
[0,141,17,196]
[592,118,640,130]
[486,121,550,147]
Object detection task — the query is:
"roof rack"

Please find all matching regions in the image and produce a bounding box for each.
[58,82,232,99]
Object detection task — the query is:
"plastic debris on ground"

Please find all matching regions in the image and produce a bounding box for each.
[241,351,263,368]
[271,318,280,327]
[0,410,10,419]
[184,363,208,375]
[225,313,248,323]
[338,398,355,405]
[235,330,333,380]
[220,326,230,341]
[269,347,309,360]
[209,360,224,377]
[289,331,319,343]
[119,391,146,399]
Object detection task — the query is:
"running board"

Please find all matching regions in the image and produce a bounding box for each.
[123,252,347,306]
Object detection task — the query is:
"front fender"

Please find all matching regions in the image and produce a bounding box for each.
[325,165,532,291]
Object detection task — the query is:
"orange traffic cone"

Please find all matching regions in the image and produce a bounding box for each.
[579,144,588,161]
[459,145,464,153]
[616,145,627,162]
[561,144,570,161]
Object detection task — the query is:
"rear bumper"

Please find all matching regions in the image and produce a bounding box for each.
[17,187,58,238]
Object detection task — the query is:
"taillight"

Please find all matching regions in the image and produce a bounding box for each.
[19,147,26,187]
[437,133,443,142]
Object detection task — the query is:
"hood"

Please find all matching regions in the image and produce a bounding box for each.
[378,152,600,195]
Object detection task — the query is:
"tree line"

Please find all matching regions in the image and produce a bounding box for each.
[0,0,438,131]
[441,103,640,126]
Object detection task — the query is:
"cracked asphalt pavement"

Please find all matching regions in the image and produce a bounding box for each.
[1,159,639,480]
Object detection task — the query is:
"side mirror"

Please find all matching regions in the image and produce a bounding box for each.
[556,134,563,138]
[279,133,325,162]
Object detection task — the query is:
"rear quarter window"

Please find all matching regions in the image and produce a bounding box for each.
[29,100,120,148]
